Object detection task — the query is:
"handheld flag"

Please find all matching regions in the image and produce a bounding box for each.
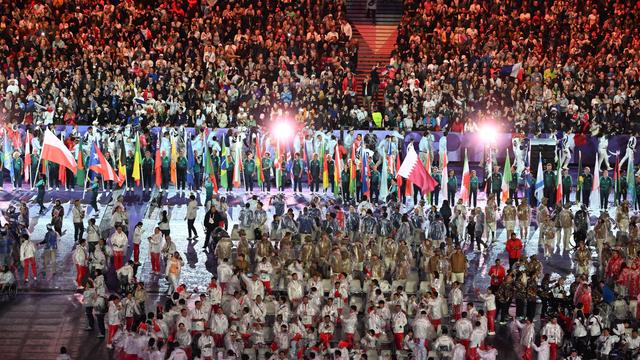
[322,140,328,190]
[24,131,32,184]
[590,153,601,210]
[220,133,228,190]
[40,129,78,174]
[500,152,512,204]
[534,153,544,203]
[334,144,341,196]
[461,149,470,203]
[256,136,263,187]
[555,153,563,204]
[170,137,177,184]
[132,134,142,185]
[628,154,636,206]
[186,137,195,187]
[361,148,369,198]
[154,134,162,188]
[398,144,438,193]
[117,139,127,186]
[440,150,449,203]
[75,136,86,187]
[88,142,118,181]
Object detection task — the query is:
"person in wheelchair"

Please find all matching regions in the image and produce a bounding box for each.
[0,265,17,296]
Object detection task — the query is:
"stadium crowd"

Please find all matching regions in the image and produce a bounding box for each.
[1,0,640,134]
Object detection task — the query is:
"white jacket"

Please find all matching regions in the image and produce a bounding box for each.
[148,233,163,253]
[72,206,85,223]
[287,279,304,301]
[186,200,198,220]
[111,231,128,252]
[217,263,233,284]
[74,245,87,266]
[454,318,473,340]
[20,241,36,261]
[210,313,229,334]
[541,323,563,344]
[532,341,550,360]
[392,311,407,333]
[413,316,432,339]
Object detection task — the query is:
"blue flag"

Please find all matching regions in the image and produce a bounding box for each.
[87,142,100,180]
[361,148,368,196]
[186,137,195,187]
[3,135,14,182]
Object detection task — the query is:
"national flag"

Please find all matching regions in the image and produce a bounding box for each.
[232,141,242,188]
[590,153,601,210]
[117,139,127,186]
[75,136,86,187]
[274,139,282,190]
[170,137,177,184]
[440,150,448,204]
[361,148,369,198]
[132,133,142,185]
[461,149,470,203]
[577,151,583,195]
[534,153,544,203]
[627,154,635,206]
[88,142,118,181]
[186,137,195,187]
[555,153,563,205]
[396,153,402,202]
[302,135,311,184]
[398,144,438,193]
[322,141,329,190]
[500,62,524,80]
[614,155,620,205]
[154,134,162,188]
[220,133,228,190]
[349,143,356,195]
[24,131,32,183]
[501,152,512,204]
[203,133,218,192]
[379,147,389,201]
[425,149,433,204]
[3,134,15,182]
[41,129,77,173]
[334,144,341,196]
[255,136,263,187]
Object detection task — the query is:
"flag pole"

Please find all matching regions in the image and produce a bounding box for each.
[139,132,145,192]
[32,149,43,189]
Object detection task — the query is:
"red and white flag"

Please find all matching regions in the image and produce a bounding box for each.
[41,129,77,173]
[24,130,32,183]
[461,149,470,203]
[398,144,438,193]
[89,143,118,181]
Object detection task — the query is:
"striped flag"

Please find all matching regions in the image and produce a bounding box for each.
[461,149,470,203]
[535,153,544,203]
[500,152,512,204]
[590,153,601,210]
[555,153,563,205]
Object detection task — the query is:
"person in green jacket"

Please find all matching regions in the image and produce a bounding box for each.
[226,155,234,192]
[90,178,99,213]
[341,167,350,202]
[262,152,272,192]
[204,176,214,207]
[562,169,572,205]
[125,150,134,191]
[309,153,321,193]
[161,151,171,190]
[600,169,613,209]
[469,170,479,208]
[509,165,519,206]
[432,167,441,206]
[543,163,555,206]
[490,165,502,206]
[244,151,256,192]
[12,152,23,189]
[370,165,380,203]
[176,150,188,191]
[142,151,154,192]
[193,151,202,190]
[35,174,46,214]
[447,169,457,205]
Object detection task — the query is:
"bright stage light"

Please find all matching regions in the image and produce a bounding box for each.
[272,120,295,141]
[478,123,498,144]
